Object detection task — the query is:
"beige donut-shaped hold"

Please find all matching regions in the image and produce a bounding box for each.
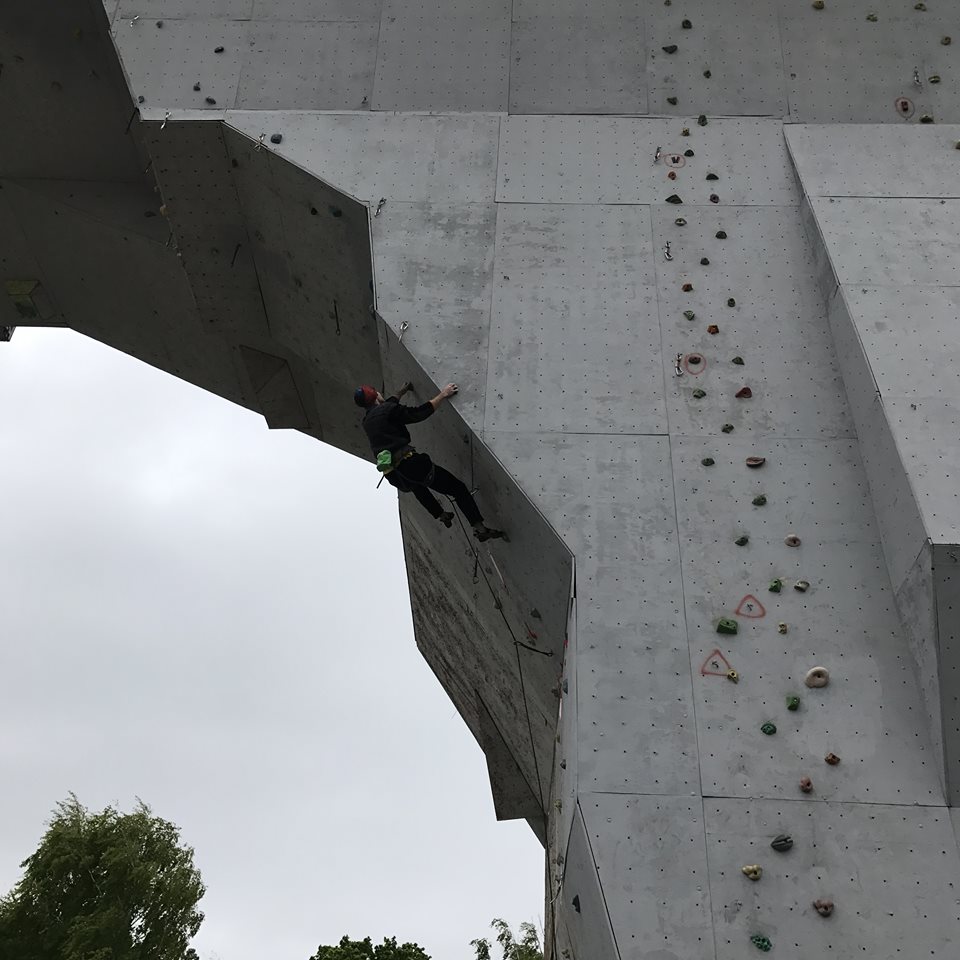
[805,666,830,688]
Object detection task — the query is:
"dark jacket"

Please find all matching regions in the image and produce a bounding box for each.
[362,396,435,455]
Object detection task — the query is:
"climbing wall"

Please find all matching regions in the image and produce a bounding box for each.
[6,2,960,959]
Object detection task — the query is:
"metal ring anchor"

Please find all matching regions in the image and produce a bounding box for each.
[375,197,386,217]
[399,320,409,343]
[674,353,684,377]
[664,241,673,261]
[160,110,171,131]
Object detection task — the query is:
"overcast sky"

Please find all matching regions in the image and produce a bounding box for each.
[0,328,543,960]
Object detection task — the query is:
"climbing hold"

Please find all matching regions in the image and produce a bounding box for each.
[727,669,740,683]
[771,834,793,852]
[742,864,763,880]
[814,898,834,917]
[786,694,801,711]
[752,494,767,506]
[732,355,744,365]
[663,44,679,54]
[706,173,719,181]
[784,534,801,547]
[812,0,824,8]
[761,721,776,735]
[682,282,694,292]
[920,114,934,123]
[914,2,926,9]
[702,457,715,466]
[688,354,703,365]
[668,170,678,180]
[735,535,749,546]
[751,935,772,952]
[707,324,719,335]
[942,36,952,45]
[794,579,810,592]
[778,622,788,634]
[698,114,708,126]
[929,74,941,83]
[214,45,225,53]
[193,82,201,91]
[769,579,783,593]
[727,297,736,307]
[805,666,830,688]
[156,19,164,27]
[684,309,696,320]
[825,752,841,765]
[667,96,679,105]
[709,194,720,203]
[746,456,765,469]
[717,618,739,635]
[693,388,707,399]
[866,12,878,21]
[205,96,217,105]
[666,194,683,204]
[684,149,695,157]
[682,18,692,28]
[703,69,712,78]
[735,386,753,399]
[137,95,145,103]
[675,217,688,226]
[799,776,813,793]
[270,134,282,144]
[681,127,690,136]
[722,423,734,433]
[701,257,710,265]
[716,230,727,239]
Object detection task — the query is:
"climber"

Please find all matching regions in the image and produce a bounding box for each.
[354,381,505,542]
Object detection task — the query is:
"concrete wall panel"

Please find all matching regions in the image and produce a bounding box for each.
[496,117,800,206]
[486,203,666,436]
[225,112,500,205]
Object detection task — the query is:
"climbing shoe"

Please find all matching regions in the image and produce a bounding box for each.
[474,525,506,542]
[438,511,454,528]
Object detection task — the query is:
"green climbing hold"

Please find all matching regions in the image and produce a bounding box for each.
[702,457,715,466]
[703,69,712,78]
[721,423,734,433]
[751,935,772,952]
[732,356,745,365]
[752,494,767,506]
[684,309,696,320]
[663,44,679,54]
[716,230,727,239]
[735,535,749,546]
[727,297,736,307]
[701,257,710,265]
[698,114,708,126]
[929,74,941,83]
[667,96,679,105]
[693,388,706,399]
[786,694,801,711]
[761,721,776,735]
[666,194,683,204]
[920,114,934,123]
[684,148,695,157]
[866,12,878,21]
[717,618,739,635]
[706,173,719,181]
[681,18,692,28]
[769,578,783,593]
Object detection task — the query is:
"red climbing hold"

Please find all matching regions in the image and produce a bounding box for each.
[735,386,753,399]
[735,595,766,618]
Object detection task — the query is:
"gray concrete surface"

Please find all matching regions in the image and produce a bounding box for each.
[5,0,960,957]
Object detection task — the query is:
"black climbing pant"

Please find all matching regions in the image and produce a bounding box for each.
[388,453,484,526]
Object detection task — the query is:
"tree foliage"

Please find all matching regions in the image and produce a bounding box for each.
[0,794,205,960]
[310,935,431,960]
[470,919,543,960]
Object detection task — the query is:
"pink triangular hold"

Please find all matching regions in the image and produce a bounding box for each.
[736,594,766,618]
[700,648,733,676]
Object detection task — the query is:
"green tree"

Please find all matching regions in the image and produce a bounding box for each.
[0,794,205,960]
[471,919,543,960]
[310,936,431,960]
